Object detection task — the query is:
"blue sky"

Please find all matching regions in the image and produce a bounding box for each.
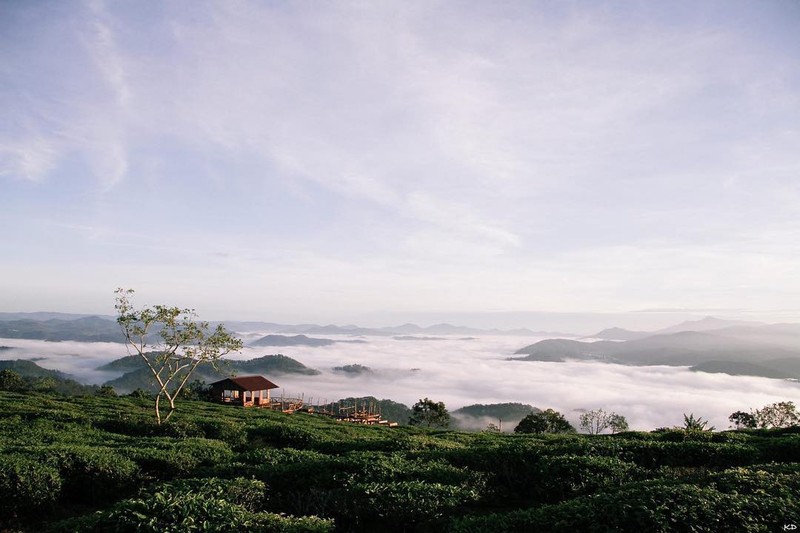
[2,1,799,327]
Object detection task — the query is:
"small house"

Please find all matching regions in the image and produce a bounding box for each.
[210,375,279,407]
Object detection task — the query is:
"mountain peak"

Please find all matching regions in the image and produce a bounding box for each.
[657,316,761,334]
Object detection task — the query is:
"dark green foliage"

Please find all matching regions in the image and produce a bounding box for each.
[343,481,480,531]
[682,413,715,431]
[197,418,248,447]
[231,353,321,375]
[0,454,62,515]
[125,438,234,478]
[450,468,800,532]
[0,360,99,394]
[731,401,800,429]
[333,363,373,374]
[46,445,139,504]
[730,410,758,429]
[2,391,800,532]
[0,368,25,390]
[179,379,211,400]
[409,397,451,428]
[96,384,117,396]
[514,408,575,434]
[51,477,334,532]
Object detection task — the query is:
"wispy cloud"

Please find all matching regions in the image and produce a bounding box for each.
[1,1,800,321]
[0,138,59,181]
[86,0,131,108]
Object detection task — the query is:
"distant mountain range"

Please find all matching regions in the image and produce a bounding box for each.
[514,317,800,381]
[0,316,125,342]
[240,322,570,337]
[7,312,800,382]
[585,317,765,340]
[0,313,573,342]
[250,334,337,347]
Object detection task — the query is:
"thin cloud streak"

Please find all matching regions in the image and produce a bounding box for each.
[1,1,800,320]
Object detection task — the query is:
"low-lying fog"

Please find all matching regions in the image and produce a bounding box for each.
[2,334,798,432]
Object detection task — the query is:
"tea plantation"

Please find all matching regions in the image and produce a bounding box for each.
[1,391,799,532]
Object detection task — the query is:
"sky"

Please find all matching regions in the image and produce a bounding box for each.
[2,1,800,329]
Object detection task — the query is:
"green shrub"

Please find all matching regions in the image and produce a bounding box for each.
[711,465,800,498]
[47,446,139,504]
[449,481,800,532]
[337,452,476,486]
[50,478,334,532]
[617,441,757,468]
[239,447,329,466]
[249,420,329,449]
[198,418,248,447]
[531,455,643,503]
[344,480,480,532]
[124,438,233,479]
[0,454,62,517]
[758,435,800,462]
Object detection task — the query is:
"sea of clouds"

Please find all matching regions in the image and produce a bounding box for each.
[2,334,798,432]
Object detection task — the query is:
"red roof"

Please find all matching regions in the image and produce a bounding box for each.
[211,375,279,391]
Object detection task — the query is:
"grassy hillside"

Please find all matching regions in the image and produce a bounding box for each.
[0,391,799,531]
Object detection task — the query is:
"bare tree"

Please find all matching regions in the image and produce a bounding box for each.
[579,408,629,435]
[114,288,242,424]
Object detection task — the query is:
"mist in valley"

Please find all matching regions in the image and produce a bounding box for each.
[3,331,798,432]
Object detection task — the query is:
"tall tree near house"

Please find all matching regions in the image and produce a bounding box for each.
[114,288,243,424]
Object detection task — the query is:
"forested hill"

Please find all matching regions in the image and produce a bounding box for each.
[0,316,124,342]
[0,359,99,395]
[512,329,800,380]
[101,353,321,393]
[250,334,338,347]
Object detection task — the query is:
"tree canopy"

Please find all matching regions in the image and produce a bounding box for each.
[114,288,242,424]
[579,409,629,435]
[514,408,575,434]
[729,401,799,429]
[408,398,451,428]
